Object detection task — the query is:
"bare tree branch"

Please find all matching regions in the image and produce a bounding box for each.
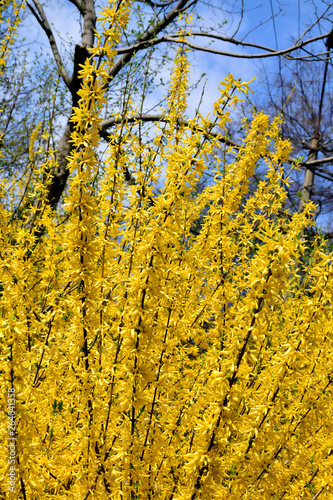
[189,31,276,52]
[164,32,332,60]
[138,0,178,6]
[101,113,333,170]
[310,487,324,500]
[100,114,239,147]
[115,31,331,61]
[303,156,333,167]
[26,1,71,88]
[294,3,332,46]
[240,5,283,43]
[231,0,244,39]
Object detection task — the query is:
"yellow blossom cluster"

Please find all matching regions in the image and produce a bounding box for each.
[0,0,25,159]
[0,0,23,73]
[0,4,333,500]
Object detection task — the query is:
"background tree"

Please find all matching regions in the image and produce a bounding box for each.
[243,4,333,235]
[2,0,333,227]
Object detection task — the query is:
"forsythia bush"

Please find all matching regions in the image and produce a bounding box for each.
[1,2,333,499]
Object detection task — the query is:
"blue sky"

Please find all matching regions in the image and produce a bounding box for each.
[186,0,331,115]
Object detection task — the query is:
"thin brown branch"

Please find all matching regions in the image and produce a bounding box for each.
[138,0,177,6]
[26,1,71,88]
[303,155,333,167]
[294,3,332,46]
[231,0,244,39]
[311,487,324,500]
[100,114,239,148]
[115,31,331,61]
[189,31,277,52]
[163,32,331,60]
[101,114,333,171]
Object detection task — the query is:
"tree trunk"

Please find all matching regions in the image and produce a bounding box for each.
[298,132,319,213]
